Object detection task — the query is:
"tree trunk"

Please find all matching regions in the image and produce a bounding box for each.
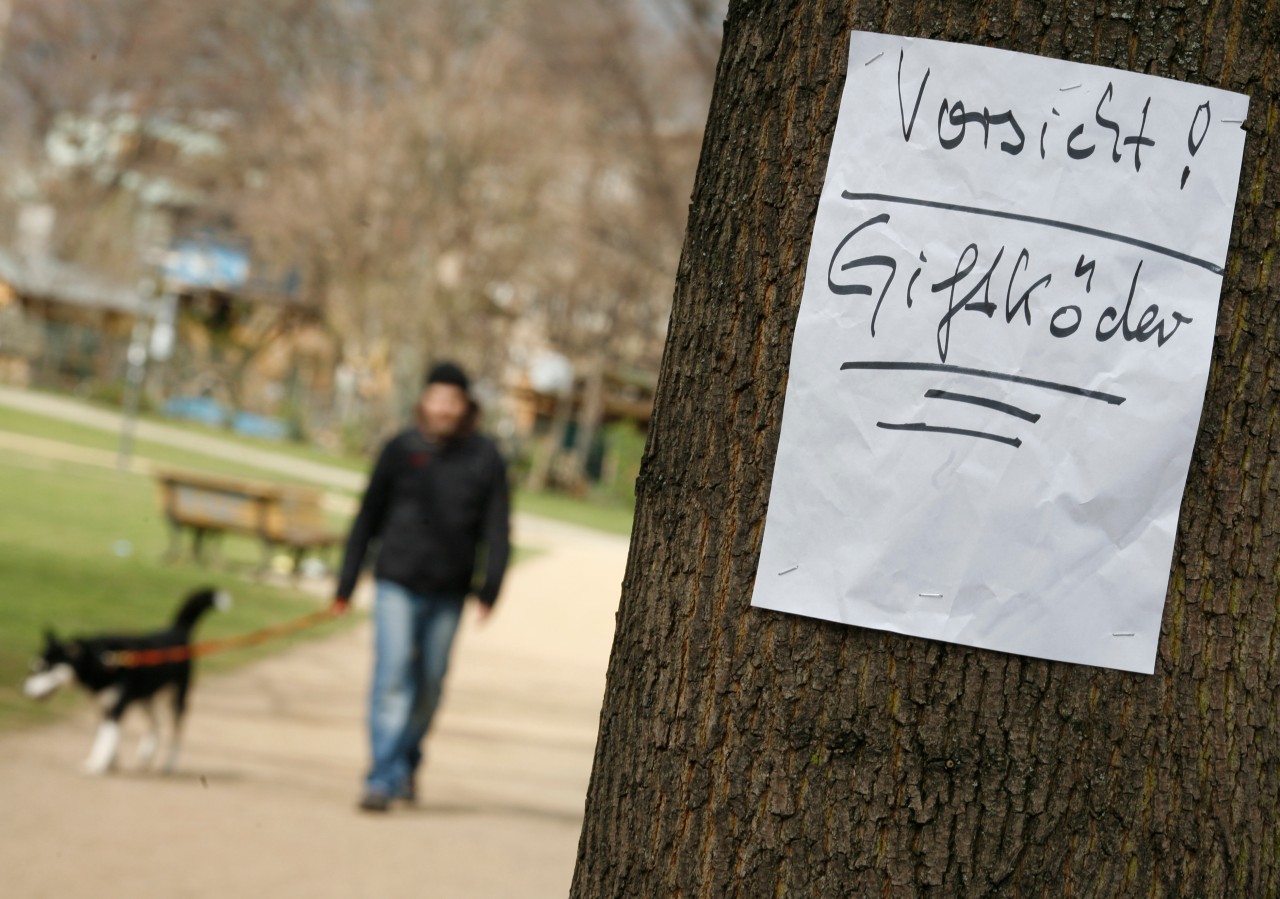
[573,2,1280,897]
[567,355,607,491]
[526,389,575,492]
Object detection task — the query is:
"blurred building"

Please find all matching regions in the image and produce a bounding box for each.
[0,246,139,389]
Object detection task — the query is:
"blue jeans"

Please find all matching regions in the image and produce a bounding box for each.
[366,579,465,796]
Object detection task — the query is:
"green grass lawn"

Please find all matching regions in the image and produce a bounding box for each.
[0,391,639,545]
[0,404,362,490]
[513,487,636,537]
[0,398,638,533]
[0,454,353,730]
[130,406,369,474]
[19,387,371,474]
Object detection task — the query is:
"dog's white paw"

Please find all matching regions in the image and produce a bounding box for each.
[83,720,121,775]
[82,757,115,776]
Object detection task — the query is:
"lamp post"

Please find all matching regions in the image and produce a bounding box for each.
[116,279,153,469]
[116,280,175,469]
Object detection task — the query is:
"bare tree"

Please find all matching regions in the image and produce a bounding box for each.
[517,0,720,488]
[0,0,725,448]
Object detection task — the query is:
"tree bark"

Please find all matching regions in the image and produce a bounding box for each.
[573,2,1280,897]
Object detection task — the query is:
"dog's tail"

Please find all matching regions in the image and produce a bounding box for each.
[172,587,233,632]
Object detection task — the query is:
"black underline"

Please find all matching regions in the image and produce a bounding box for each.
[924,389,1041,423]
[840,361,1126,405]
[877,421,1022,448]
[840,191,1224,276]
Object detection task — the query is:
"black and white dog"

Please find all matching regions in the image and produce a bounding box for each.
[23,586,231,775]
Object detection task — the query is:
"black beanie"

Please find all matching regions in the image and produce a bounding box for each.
[425,361,470,393]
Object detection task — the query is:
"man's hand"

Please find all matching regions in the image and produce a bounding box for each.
[331,596,351,616]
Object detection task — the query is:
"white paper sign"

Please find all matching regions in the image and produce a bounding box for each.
[751,33,1249,673]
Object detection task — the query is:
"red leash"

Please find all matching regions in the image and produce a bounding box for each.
[102,607,341,668]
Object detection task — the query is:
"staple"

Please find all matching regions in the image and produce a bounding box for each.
[918,592,944,598]
[778,565,800,576]
[864,51,884,66]
[1059,84,1082,92]
[1221,118,1244,124]
[1112,632,1136,637]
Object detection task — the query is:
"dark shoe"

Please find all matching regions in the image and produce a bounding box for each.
[358,790,391,813]
[394,779,417,805]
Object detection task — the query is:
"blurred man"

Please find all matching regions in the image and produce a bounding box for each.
[333,361,510,812]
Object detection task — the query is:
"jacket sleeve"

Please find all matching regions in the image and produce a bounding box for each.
[335,438,397,599]
[475,447,511,606]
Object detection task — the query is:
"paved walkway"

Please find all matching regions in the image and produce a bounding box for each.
[0,390,630,898]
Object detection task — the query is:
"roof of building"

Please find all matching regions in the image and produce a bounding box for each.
[0,248,141,314]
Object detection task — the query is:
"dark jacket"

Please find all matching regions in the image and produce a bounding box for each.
[336,427,510,605]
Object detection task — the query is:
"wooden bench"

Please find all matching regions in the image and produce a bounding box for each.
[155,470,344,575]
[269,487,346,572]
